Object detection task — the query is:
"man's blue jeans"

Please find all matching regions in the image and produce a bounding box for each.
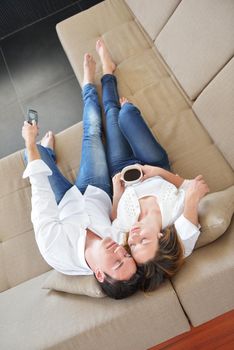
[101,74,170,177]
[25,83,112,204]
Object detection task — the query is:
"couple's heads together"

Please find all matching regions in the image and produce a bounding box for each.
[92,224,184,299]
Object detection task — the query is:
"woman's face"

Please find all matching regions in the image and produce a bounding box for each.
[128,222,163,264]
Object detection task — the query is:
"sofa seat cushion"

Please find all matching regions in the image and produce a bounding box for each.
[56,0,234,193]
[0,272,190,350]
[172,219,234,327]
[193,58,234,169]
[155,0,234,100]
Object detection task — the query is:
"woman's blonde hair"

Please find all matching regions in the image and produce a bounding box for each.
[126,225,185,292]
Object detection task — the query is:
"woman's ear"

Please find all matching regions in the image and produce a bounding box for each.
[95,268,105,283]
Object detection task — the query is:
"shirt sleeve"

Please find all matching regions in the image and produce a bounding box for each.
[179,179,193,191]
[174,214,201,258]
[23,159,92,275]
[23,160,72,254]
[23,159,61,249]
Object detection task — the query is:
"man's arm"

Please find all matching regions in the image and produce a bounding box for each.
[22,121,62,252]
[22,120,40,161]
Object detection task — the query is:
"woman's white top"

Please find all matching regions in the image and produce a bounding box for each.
[112,176,201,257]
[23,159,122,275]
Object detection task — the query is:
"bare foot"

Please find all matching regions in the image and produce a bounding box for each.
[120,97,129,107]
[96,38,116,74]
[83,53,96,86]
[41,131,55,151]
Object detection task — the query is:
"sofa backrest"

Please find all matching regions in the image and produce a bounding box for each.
[126,0,234,169]
[125,0,181,41]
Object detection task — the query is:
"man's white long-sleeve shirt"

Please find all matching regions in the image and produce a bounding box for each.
[23,159,122,275]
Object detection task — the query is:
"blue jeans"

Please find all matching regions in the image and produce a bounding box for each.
[25,84,112,204]
[101,74,170,177]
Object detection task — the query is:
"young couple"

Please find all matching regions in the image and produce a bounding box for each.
[22,39,209,299]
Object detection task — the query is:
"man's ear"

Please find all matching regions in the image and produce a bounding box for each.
[95,268,105,283]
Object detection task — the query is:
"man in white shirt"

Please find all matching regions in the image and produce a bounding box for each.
[22,54,143,300]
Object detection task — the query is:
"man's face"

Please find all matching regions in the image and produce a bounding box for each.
[95,237,137,282]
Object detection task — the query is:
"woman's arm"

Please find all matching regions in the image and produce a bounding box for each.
[111,173,125,220]
[174,175,210,257]
[140,164,184,188]
[183,175,210,225]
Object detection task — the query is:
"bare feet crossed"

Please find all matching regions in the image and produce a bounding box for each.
[119,97,129,107]
[96,38,116,75]
[83,53,96,86]
[41,131,55,151]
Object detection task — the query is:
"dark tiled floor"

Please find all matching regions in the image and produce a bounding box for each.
[0,0,103,159]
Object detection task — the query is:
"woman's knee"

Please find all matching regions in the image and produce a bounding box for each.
[154,152,170,170]
[118,103,139,126]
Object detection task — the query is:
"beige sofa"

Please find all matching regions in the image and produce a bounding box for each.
[0,0,234,349]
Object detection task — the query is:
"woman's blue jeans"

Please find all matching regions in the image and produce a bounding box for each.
[101,74,170,177]
[25,83,112,204]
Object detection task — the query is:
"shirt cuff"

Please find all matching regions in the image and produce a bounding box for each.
[174,214,201,257]
[179,179,193,191]
[23,159,52,179]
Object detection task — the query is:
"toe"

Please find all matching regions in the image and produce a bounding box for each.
[84,53,90,62]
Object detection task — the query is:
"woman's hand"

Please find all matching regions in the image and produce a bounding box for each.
[141,165,162,180]
[22,121,39,147]
[183,175,210,226]
[140,164,184,188]
[112,173,125,198]
[185,175,210,205]
[111,173,125,221]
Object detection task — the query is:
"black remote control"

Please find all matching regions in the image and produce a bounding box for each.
[27,109,38,125]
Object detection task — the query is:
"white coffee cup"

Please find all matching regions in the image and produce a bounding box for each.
[121,164,143,186]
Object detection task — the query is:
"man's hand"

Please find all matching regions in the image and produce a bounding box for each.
[22,120,39,147]
[22,121,40,162]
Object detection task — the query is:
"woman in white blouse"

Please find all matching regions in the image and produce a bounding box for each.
[96,39,210,291]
